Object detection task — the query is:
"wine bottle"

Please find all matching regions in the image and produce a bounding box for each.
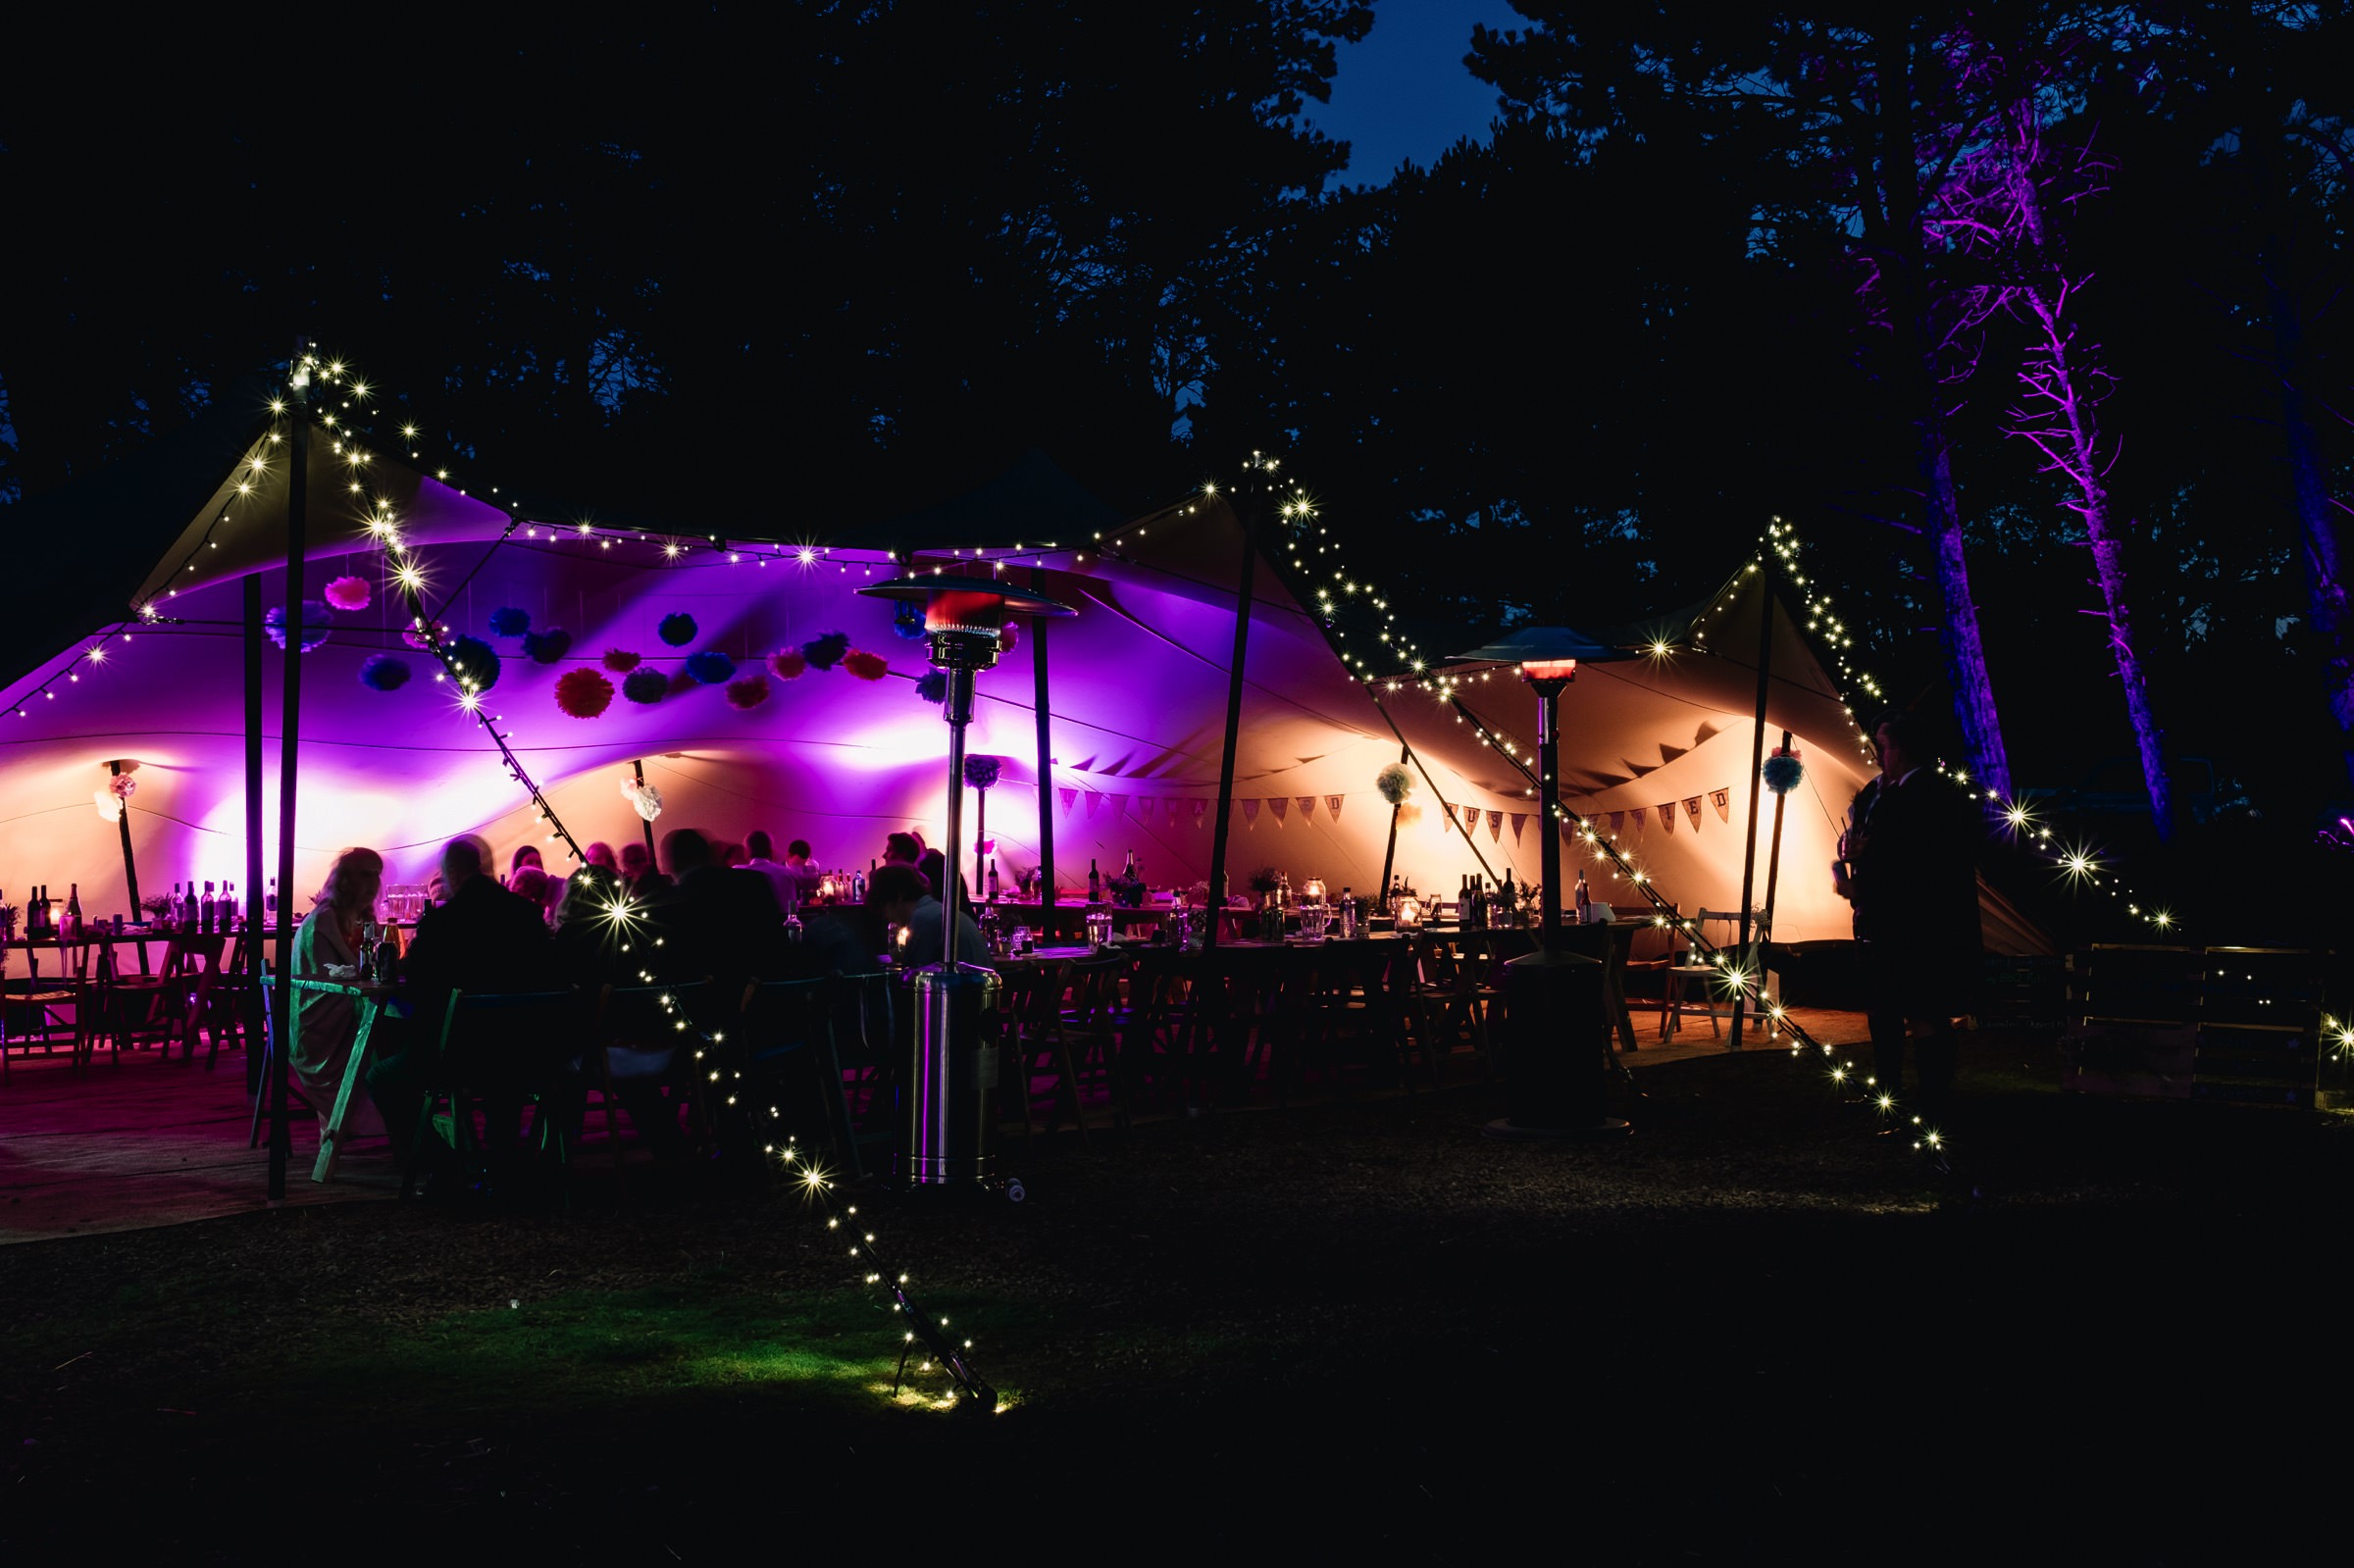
[62,884,82,945]
[266,878,278,918]
[987,857,1001,901]
[200,881,217,934]
[1574,870,1592,925]
[1338,886,1356,938]
[1088,857,1102,904]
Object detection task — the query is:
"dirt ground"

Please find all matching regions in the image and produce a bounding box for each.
[4,1030,2344,1560]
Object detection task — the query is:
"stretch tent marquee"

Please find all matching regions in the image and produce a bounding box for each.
[4,387,1914,946]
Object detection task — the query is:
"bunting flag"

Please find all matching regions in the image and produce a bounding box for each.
[1610,811,1625,835]
[1058,787,1078,816]
[1486,809,1503,842]
[1191,799,1206,827]
[1085,792,1101,820]
[1107,793,1128,819]
[1243,798,1260,828]
[1270,797,1289,824]
[1630,806,1648,831]
[1297,795,1316,820]
[1659,804,1676,835]
[1135,795,1156,821]
[1684,795,1703,826]
[1510,813,1527,843]
[1326,795,1344,820]
[1710,787,1731,823]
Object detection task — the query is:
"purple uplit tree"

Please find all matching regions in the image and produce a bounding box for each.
[1943,88,2175,837]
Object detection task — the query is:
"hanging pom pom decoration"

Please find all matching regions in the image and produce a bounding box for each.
[658,612,698,647]
[444,633,502,693]
[489,606,532,637]
[769,649,806,681]
[962,754,1002,791]
[685,649,737,684]
[265,600,333,652]
[109,773,137,802]
[998,620,1021,654]
[402,626,434,650]
[602,648,642,673]
[554,668,615,719]
[726,675,771,710]
[622,668,670,705]
[324,576,372,612]
[94,786,124,824]
[359,654,412,691]
[915,671,948,703]
[620,776,664,822]
[1762,748,1806,795]
[893,603,927,641]
[801,631,849,671]
[523,628,573,665]
[1375,762,1414,806]
[843,648,888,682]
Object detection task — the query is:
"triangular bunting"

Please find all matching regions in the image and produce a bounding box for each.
[1510,813,1527,843]
[1297,795,1316,820]
[1270,797,1289,824]
[1710,787,1730,823]
[1486,809,1503,841]
[1326,795,1343,820]
[1610,811,1625,835]
[1630,806,1647,831]
[1107,793,1128,819]
[1135,795,1156,821]
[1058,787,1078,816]
[1085,792,1101,820]
[1191,799,1206,827]
[1243,798,1260,828]
[1684,796,1703,826]
[1659,805,1675,835]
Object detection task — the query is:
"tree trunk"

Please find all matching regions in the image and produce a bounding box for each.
[2264,251,2354,784]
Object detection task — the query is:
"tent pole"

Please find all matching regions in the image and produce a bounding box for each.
[109,761,140,913]
[1031,566,1054,939]
[243,574,266,1098]
[1202,482,1262,950]
[1376,743,1407,901]
[1730,555,1775,1053]
[1759,729,1793,1037]
[632,761,657,861]
[269,341,309,1201]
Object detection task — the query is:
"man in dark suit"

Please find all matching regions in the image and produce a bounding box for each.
[1833,715,1982,1128]
[642,828,787,1001]
[367,835,558,1164]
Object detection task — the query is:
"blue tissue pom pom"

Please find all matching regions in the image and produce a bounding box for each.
[359,655,412,691]
[443,634,501,693]
[622,668,670,704]
[685,649,737,684]
[1762,752,1806,795]
[658,613,698,646]
[488,606,531,637]
[915,671,948,703]
[522,628,573,665]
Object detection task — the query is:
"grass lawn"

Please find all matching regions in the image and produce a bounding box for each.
[6,1031,2345,1560]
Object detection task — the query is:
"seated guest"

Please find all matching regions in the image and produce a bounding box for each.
[367,835,558,1164]
[582,840,619,872]
[510,865,560,928]
[871,864,986,969]
[914,846,948,903]
[552,863,636,986]
[289,846,387,1137]
[551,863,691,1157]
[881,831,922,868]
[784,837,818,890]
[506,843,544,887]
[618,839,671,898]
[743,830,797,910]
[643,827,787,992]
[717,840,746,868]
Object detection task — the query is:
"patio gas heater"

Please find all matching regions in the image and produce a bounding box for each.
[858,573,1075,1193]
[1450,627,1633,1138]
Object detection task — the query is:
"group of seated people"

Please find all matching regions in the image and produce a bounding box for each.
[285,824,985,1188]
[492,829,828,924]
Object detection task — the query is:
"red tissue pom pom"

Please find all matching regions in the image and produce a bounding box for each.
[725,675,771,710]
[768,650,806,681]
[602,648,642,673]
[843,649,889,682]
[554,668,615,719]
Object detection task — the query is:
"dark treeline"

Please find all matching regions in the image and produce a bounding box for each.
[5,3,2350,870]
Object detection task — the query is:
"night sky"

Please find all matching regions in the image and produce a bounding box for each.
[1302,0,1524,183]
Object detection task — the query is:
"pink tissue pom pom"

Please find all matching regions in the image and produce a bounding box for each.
[325,576,371,612]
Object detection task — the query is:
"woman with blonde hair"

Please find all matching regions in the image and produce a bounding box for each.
[289,846,386,1136]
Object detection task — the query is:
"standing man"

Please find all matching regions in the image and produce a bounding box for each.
[1832,714,1981,1128]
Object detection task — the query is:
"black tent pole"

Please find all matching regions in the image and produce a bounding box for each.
[1730,553,1774,1053]
[1376,743,1407,902]
[1759,729,1794,1036]
[1031,567,1056,938]
[268,342,308,1201]
[108,761,140,912]
[243,574,266,1097]
[1203,477,1263,950]
[632,760,657,861]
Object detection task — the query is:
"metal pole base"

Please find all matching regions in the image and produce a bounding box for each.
[1491,947,1629,1138]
